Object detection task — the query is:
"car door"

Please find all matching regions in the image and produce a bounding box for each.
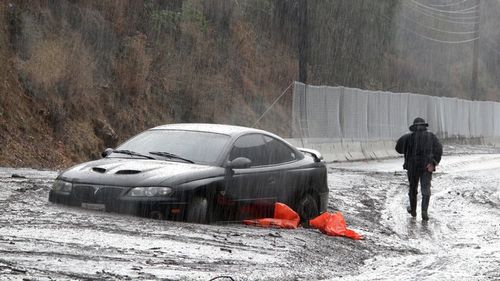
[225,134,299,215]
[260,135,303,206]
[224,134,275,213]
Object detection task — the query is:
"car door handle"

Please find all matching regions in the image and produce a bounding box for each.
[267,177,276,185]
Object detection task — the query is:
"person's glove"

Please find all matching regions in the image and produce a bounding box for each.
[426,163,436,173]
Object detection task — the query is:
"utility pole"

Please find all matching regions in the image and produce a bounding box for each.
[471,0,481,100]
[298,0,308,83]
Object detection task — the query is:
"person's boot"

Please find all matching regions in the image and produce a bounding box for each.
[421,195,430,221]
[407,193,417,217]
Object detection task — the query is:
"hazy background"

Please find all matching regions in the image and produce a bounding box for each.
[1,0,499,168]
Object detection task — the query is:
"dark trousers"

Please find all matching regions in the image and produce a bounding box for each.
[407,168,432,213]
[407,168,432,197]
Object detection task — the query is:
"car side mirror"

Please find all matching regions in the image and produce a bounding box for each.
[101,148,114,158]
[227,157,252,169]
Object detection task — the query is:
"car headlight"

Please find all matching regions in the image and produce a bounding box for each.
[52,180,73,193]
[127,187,173,197]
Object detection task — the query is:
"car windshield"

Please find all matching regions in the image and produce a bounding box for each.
[111,130,231,165]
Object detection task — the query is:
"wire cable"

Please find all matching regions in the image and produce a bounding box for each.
[400,13,477,35]
[252,82,294,127]
[402,27,479,43]
[403,4,479,23]
[405,2,479,20]
[403,3,480,24]
[381,14,479,44]
[406,4,479,20]
[423,0,471,8]
[411,0,479,14]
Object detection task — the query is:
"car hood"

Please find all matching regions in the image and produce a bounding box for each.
[58,158,225,187]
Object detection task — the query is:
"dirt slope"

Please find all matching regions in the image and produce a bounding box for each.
[0,2,71,168]
[0,1,297,168]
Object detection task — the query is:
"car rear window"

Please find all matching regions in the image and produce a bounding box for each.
[229,134,297,167]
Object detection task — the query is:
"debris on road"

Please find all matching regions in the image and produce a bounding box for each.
[243,202,300,229]
[309,212,363,240]
[244,202,362,240]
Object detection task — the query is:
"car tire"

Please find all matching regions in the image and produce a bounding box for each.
[186,196,209,224]
[295,193,319,225]
[186,194,222,224]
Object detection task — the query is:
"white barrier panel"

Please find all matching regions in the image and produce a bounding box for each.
[341,88,369,140]
[456,99,471,138]
[325,86,342,138]
[367,91,392,140]
[291,82,500,161]
[427,96,440,137]
[495,103,500,137]
[388,92,409,138]
[305,85,328,138]
[435,97,446,138]
[407,93,430,130]
[286,138,349,162]
[469,101,481,138]
[442,97,459,138]
[292,82,306,137]
[482,102,495,137]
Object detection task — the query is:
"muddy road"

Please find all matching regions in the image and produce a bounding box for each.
[1,148,499,280]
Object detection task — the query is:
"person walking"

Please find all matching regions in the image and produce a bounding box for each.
[396,117,443,221]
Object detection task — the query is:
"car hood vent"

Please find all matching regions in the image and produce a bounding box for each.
[92,167,107,173]
[115,169,141,175]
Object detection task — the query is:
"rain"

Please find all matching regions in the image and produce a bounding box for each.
[1,1,500,280]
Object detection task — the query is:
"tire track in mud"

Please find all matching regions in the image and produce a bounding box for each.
[1,154,499,280]
[0,168,382,280]
[333,155,500,281]
[0,176,312,280]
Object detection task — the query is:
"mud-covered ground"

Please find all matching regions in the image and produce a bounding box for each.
[1,146,499,280]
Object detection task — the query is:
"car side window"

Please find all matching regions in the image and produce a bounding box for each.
[262,135,296,164]
[229,134,267,167]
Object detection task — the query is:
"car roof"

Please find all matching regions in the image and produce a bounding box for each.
[151,123,271,137]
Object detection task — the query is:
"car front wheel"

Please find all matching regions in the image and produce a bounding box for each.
[186,194,223,224]
[186,196,209,224]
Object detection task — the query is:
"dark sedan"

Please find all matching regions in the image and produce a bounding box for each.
[49,123,328,224]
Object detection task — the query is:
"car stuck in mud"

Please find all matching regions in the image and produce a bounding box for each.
[49,123,328,224]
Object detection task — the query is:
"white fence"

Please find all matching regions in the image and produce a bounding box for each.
[288,82,500,161]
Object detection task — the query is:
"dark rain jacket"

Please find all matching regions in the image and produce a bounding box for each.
[395,128,442,171]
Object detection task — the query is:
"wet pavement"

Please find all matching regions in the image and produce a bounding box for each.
[0,149,499,280]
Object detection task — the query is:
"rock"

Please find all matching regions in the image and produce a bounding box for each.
[269,232,282,238]
[11,174,26,179]
[220,247,232,253]
[92,119,118,148]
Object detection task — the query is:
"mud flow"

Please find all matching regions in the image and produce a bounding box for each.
[1,150,499,280]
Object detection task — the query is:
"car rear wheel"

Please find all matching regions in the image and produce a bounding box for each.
[295,193,319,224]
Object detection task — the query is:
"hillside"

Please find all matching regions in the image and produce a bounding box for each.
[1,0,298,168]
[1,0,500,168]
